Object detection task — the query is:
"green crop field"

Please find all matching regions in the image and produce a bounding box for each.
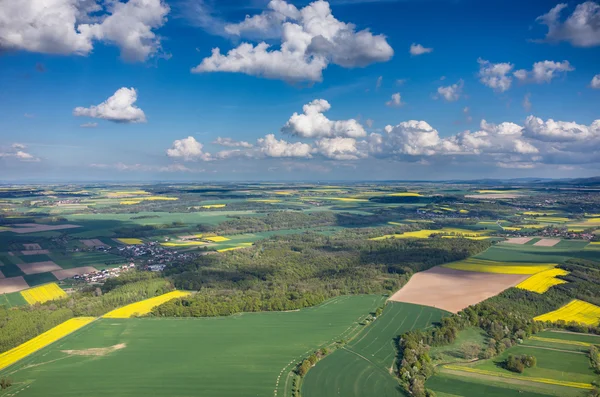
[0,291,27,307]
[302,302,448,397]
[472,345,596,384]
[532,330,600,344]
[429,327,488,364]
[427,372,568,397]
[475,244,579,263]
[0,295,384,397]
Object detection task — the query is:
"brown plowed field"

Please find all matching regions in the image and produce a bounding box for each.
[388,267,528,313]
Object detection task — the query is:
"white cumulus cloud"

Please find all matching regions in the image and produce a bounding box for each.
[257,134,313,158]
[477,58,514,92]
[212,137,253,148]
[436,80,464,102]
[282,99,366,139]
[166,136,212,161]
[73,87,146,123]
[0,0,169,62]
[513,60,574,83]
[314,137,363,160]
[409,43,433,56]
[534,2,600,47]
[192,0,393,82]
[591,74,600,89]
[524,116,600,142]
[386,93,404,107]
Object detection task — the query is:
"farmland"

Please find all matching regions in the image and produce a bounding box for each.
[1,182,600,396]
[1,295,383,397]
[302,302,447,396]
[534,299,600,325]
[427,329,600,396]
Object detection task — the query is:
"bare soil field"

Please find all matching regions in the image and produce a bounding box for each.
[533,238,561,247]
[81,239,108,247]
[17,261,62,275]
[0,276,29,293]
[52,266,97,280]
[465,193,521,199]
[6,223,81,234]
[23,243,41,250]
[388,267,528,313]
[62,343,126,357]
[503,237,534,245]
[21,250,50,255]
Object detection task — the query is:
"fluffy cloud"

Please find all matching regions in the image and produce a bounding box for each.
[591,74,600,89]
[436,80,464,102]
[212,137,253,148]
[524,116,600,142]
[535,2,600,47]
[314,137,363,160]
[386,93,404,107]
[0,143,39,162]
[257,134,313,158]
[192,0,393,82]
[166,136,212,161]
[73,87,146,123]
[409,43,433,56]
[514,61,574,83]
[0,0,169,62]
[282,99,366,138]
[477,58,513,92]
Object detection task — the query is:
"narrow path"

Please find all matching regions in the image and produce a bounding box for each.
[520,344,586,355]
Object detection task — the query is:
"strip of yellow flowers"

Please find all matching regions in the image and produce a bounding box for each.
[443,364,592,389]
[103,290,191,318]
[0,317,95,371]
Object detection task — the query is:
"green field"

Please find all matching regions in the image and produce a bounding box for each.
[0,291,27,307]
[0,295,385,397]
[302,302,448,397]
[428,331,599,397]
[472,345,596,384]
[429,327,488,364]
[427,372,567,397]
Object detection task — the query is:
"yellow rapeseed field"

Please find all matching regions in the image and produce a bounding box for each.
[459,209,469,214]
[443,258,556,275]
[103,291,191,318]
[516,268,569,293]
[161,241,206,247]
[21,283,67,305]
[201,204,226,209]
[387,192,422,197]
[140,196,179,201]
[534,299,600,325]
[501,226,522,231]
[523,210,559,216]
[116,238,144,245]
[107,190,149,197]
[217,244,253,253]
[370,228,487,241]
[518,224,547,229]
[119,200,141,205]
[531,216,570,222]
[442,365,592,390]
[204,236,230,242]
[0,317,95,371]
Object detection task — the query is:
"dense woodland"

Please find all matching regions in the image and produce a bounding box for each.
[152,233,489,317]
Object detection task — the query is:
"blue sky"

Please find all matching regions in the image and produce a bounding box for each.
[0,0,599,181]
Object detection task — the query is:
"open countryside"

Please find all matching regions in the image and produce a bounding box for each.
[0,181,599,397]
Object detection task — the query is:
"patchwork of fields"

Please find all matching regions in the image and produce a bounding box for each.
[0,295,384,397]
[427,329,599,396]
[302,302,447,397]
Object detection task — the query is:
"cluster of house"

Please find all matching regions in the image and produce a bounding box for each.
[73,263,135,283]
[116,241,196,268]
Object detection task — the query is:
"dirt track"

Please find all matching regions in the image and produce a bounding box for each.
[388,267,528,313]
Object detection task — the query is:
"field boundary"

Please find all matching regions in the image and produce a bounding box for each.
[441,364,593,390]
